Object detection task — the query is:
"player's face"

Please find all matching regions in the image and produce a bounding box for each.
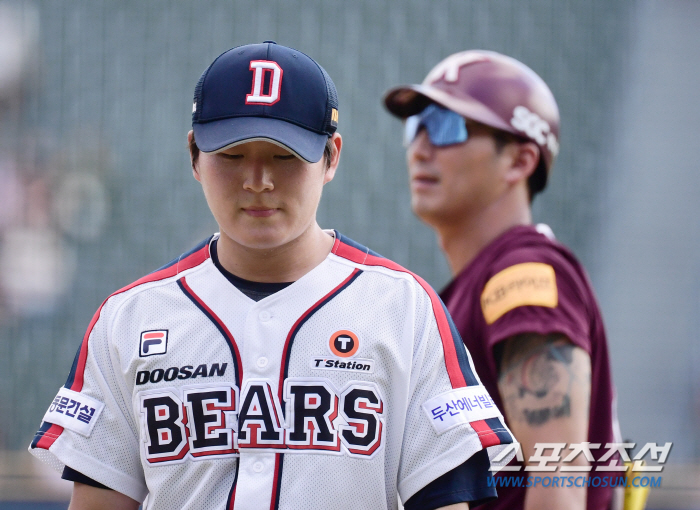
[406,121,514,228]
[192,134,339,250]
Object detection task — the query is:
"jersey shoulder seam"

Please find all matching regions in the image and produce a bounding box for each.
[486,243,581,281]
[105,237,213,305]
[329,253,416,283]
[99,239,213,335]
[105,260,211,331]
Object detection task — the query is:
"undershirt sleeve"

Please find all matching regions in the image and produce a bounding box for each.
[62,465,113,490]
[404,449,496,510]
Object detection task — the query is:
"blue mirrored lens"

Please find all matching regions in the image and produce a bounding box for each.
[404,104,468,147]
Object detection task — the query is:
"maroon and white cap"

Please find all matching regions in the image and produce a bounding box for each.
[384,50,560,172]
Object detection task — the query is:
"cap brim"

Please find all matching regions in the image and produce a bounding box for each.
[384,84,513,132]
[383,85,435,118]
[193,117,328,163]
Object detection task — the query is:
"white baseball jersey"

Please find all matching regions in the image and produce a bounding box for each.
[30,232,514,510]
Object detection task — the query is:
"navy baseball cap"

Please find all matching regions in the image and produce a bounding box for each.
[192,41,339,163]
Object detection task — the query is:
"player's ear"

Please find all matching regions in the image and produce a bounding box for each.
[504,141,539,185]
[188,130,201,182]
[323,133,342,185]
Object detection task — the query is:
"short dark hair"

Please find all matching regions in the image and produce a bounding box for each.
[490,129,548,202]
[189,135,335,170]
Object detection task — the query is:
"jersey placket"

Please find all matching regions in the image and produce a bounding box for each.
[231,258,360,510]
[234,300,284,510]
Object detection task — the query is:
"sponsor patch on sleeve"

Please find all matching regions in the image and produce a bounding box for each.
[42,387,105,437]
[480,262,558,324]
[422,386,502,435]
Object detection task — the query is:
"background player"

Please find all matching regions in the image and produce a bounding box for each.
[385,50,620,510]
[29,42,513,510]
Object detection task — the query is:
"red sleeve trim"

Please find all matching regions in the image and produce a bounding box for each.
[470,420,503,448]
[34,424,65,450]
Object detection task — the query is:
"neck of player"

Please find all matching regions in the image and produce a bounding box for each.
[436,185,532,277]
[215,223,334,283]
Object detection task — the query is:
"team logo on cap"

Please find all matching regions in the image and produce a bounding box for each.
[329,330,359,357]
[140,330,168,357]
[246,60,284,105]
[424,52,488,84]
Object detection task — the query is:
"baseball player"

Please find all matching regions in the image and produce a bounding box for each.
[384,51,620,510]
[29,42,515,510]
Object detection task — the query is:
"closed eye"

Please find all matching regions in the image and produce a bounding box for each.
[218,153,244,160]
[273,154,296,160]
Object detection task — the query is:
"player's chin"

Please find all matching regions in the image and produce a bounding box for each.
[232,223,295,250]
[410,196,441,221]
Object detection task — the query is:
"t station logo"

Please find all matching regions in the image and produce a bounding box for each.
[329,330,359,357]
[312,330,376,373]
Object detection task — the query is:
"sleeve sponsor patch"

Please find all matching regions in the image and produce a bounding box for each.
[42,387,105,437]
[422,386,502,435]
[480,262,558,324]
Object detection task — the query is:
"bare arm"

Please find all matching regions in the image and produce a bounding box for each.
[436,504,468,510]
[497,333,591,510]
[69,483,140,510]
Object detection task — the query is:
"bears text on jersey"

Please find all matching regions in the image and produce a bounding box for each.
[137,377,384,464]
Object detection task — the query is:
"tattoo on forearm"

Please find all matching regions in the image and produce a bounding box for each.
[498,334,588,427]
[523,395,570,426]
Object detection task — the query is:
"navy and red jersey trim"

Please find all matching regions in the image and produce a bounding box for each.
[30,421,59,449]
[226,458,239,510]
[271,453,285,510]
[483,417,513,446]
[277,267,363,401]
[31,237,213,452]
[268,266,362,510]
[440,301,479,386]
[442,300,512,448]
[331,232,475,389]
[152,236,214,274]
[177,276,243,388]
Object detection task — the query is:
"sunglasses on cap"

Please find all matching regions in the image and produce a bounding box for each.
[404,104,468,147]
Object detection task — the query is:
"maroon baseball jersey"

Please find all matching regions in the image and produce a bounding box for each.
[440,225,618,510]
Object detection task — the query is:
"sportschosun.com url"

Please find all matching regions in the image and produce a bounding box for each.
[488,475,662,489]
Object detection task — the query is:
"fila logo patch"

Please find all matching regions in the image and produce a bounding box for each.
[140,330,168,357]
[329,330,359,357]
[246,60,283,105]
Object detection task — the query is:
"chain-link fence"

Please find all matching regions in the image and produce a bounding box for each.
[0,0,632,460]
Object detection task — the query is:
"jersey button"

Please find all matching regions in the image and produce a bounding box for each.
[253,461,264,473]
[259,310,271,322]
[257,357,268,368]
